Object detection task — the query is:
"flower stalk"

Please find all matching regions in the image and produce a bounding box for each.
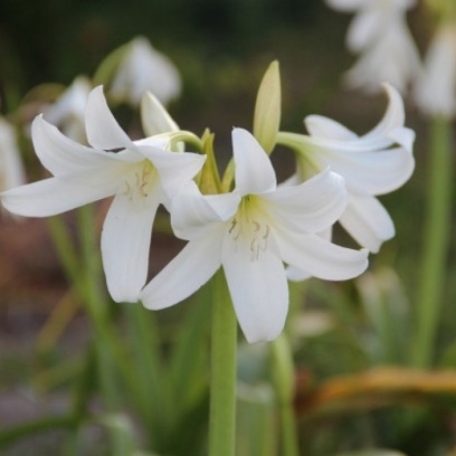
[413,117,452,367]
[209,270,237,456]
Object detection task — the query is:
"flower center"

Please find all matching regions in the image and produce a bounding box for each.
[122,161,156,203]
[228,196,271,261]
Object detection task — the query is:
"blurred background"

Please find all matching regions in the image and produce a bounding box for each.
[1,0,455,455]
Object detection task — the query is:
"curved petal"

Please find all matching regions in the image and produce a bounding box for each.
[139,146,205,198]
[101,191,159,303]
[361,83,405,141]
[141,92,179,136]
[222,233,288,343]
[32,115,115,176]
[85,86,134,150]
[317,145,414,195]
[264,169,347,233]
[339,194,395,253]
[232,128,276,196]
[141,228,224,310]
[286,227,332,282]
[171,181,239,240]
[1,167,122,217]
[276,228,368,281]
[304,115,358,141]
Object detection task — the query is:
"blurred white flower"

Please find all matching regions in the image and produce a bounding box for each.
[279,83,414,262]
[328,0,420,93]
[110,37,181,106]
[1,86,205,303]
[44,76,91,141]
[141,129,368,343]
[414,22,456,118]
[0,118,25,194]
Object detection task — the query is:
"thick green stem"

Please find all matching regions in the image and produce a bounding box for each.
[270,335,299,456]
[209,271,237,456]
[413,117,452,367]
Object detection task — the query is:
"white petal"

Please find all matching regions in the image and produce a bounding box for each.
[138,146,205,198]
[276,228,368,281]
[265,169,347,233]
[232,128,276,196]
[101,191,159,303]
[339,194,395,253]
[326,0,366,11]
[1,167,122,217]
[362,83,405,140]
[222,234,288,343]
[317,145,414,195]
[286,227,333,282]
[305,115,358,140]
[32,115,115,176]
[347,9,383,52]
[85,86,134,150]
[171,181,240,240]
[141,229,223,310]
[141,92,179,136]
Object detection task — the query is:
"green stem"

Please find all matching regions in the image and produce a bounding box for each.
[413,117,452,367]
[270,335,299,456]
[209,271,237,456]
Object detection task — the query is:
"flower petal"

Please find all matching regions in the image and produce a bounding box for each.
[264,168,347,233]
[141,92,179,136]
[222,234,288,343]
[101,191,159,303]
[32,115,115,176]
[139,146,206,198]
[316,145,414,195]
[171,181,240,240]
[276,228,368,281]
[141,228,223,310]
[232,128,276,196]
[304,115,358,141]
[286,227,332,282]
[1,167,122,217]
[339,194,395,253]
[347,9,383,52]
[326,0,366,11]
[85,86,135,150]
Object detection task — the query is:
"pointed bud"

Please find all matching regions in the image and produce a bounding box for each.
[141,91,179,136]
[253,60,282,154]
[198,129,221,194]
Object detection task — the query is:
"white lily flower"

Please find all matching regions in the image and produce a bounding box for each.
[1,86,205,303]
[328,0,420,93]
[141,129,368,343]
[280,83,414,261]
[0,118,25,193]
[110,37,181,106]
[414,22,456,118]
[44,76,91,141]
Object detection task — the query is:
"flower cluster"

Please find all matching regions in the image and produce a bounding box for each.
[0,65,415,343]
[327,0,420,94]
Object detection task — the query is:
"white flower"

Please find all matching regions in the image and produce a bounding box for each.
[141,129,368,343]
[110,37,181,106]
[328,0,420,93]
[44,76,91,141]
[1,86,205,303]
[0,118,25,193]
[280,84,414,261]
[414,22,456,118]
